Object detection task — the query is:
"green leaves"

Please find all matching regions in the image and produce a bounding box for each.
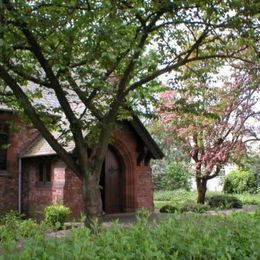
[0,1,259,206]
[2,211,260,259]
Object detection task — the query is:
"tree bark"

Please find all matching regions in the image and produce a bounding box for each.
[196,177,207,204]
[82,173,103,227]
[81,120,114,227]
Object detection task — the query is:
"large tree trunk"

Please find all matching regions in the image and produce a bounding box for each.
[196,177,207,204]
[81,120,114,227]
[82,173,103,227]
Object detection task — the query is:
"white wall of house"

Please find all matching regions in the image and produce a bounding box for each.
[191,177,223,192]
[191,164,238,192]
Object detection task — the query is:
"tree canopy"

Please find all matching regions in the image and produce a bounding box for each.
[0,0,259,220]
[157,59,259,202]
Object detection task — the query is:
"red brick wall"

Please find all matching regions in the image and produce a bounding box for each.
[63,168,84,219]
[22,160,68,219]
[22,164,52,219]
[136,165,154,210]
[19,121,154,218]
[52,161,66,204]
[0,112,38,215]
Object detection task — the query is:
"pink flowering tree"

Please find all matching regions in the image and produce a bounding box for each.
[158,65,259,203]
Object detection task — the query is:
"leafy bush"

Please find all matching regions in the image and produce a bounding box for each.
[159,205,178,213]
[223,169,258,194]
[161,161,192,191]
[0,211,40,242]
[44,204,70,228]
[180,201,209,213]
[208,195,243,209]
[3,213,260,259]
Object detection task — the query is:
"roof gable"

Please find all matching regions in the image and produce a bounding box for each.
[20,117,163,159]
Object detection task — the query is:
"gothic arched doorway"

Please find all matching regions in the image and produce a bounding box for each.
[100,147,124,214]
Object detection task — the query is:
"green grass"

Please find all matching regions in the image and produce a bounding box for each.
[154,201,170,209]
[235,193,260,205]
[154,190,260,209]
[1,211,260,259]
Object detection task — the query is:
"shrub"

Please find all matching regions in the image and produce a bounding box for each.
[223,169,258,194]
[159,205,178,213]
[208,195,243,209]
[0,211,40,242]
[3,213,260,259]
[180,201,209,213]
[161,161,192,191]
[44,204,70,228]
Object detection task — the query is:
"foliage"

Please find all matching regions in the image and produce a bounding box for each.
[148,119,190,191]
[44,204,70,229]
[157,59,259,204]
[0,211,42,243]
[233,152,260,172]
[2,212,260,259]
[180,201,209,213]
[223,169,258,194]
[161,161,192,191]
[0,1,259,219]
[159,205,178,213]
[208,195,243,209]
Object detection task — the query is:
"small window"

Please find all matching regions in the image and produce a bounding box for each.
[0,123,9,172]
[38,161,51,184]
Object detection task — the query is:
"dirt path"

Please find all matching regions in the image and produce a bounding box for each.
[206,204,260,216]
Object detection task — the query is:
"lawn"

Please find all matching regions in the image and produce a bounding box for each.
[154,190,260,209]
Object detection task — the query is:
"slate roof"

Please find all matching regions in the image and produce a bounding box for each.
[1,83,163,160]
[0,82,60,114]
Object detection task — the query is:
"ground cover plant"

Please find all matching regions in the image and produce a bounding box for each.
[1,211,259,259]
[0,211,48,254]
[208,195,243,209]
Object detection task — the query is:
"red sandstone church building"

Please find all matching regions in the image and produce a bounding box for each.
[0,104,163,219]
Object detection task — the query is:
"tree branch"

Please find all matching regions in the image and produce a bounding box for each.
[115,9,168,103]
[127,29,210,93]
[4,0,86,162]
[206,166,221,180]
[6,63,51,87]
[0,65,81,177]
[67,74,102,121]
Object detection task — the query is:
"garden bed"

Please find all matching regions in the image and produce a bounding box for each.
[1,211,259,259]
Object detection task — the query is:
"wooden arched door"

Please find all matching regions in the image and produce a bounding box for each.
[101,148,123,214]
